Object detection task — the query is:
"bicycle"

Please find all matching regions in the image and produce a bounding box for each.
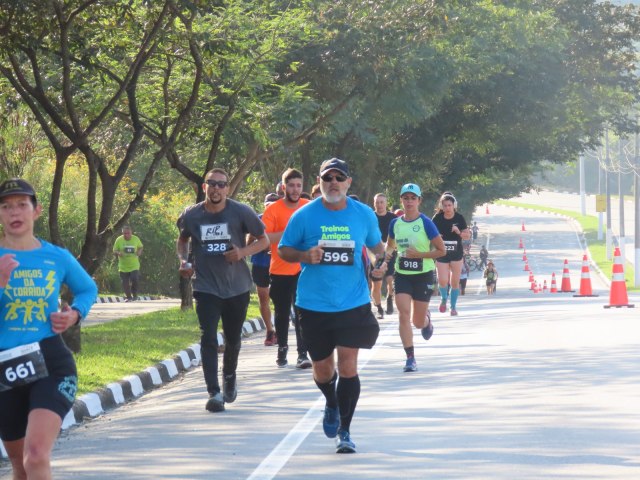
[464,254,483,271]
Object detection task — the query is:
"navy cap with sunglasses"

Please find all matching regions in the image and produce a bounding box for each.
[319,158,349,178]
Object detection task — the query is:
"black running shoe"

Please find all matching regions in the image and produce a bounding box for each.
[205,392,225,412]
[223,373,237,403]
[296,353,312,369]
[376,304,384,320]
[386,296,394,314]
[276,346,288,367]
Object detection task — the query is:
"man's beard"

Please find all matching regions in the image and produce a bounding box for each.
[285,192,299,203]
[321,189,346,204]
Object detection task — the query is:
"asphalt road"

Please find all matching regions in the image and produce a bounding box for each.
[3,203,638,479]
[84,298,182,327]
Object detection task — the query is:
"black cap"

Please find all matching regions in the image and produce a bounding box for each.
[264,192,280,203]
[0,178,37,203]
[319,158,349,177]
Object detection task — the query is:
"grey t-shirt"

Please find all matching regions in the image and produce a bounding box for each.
[177,199,265,298]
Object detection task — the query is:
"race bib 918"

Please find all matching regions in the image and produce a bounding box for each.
[399,256,423,272]
[319,240,355,266]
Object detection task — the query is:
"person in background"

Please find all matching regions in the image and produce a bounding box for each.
[385,183,446,372]
[248,193,280,346]
[432,192,471,316]
[262,168,311,369]
[459,259,469,295]
[479,245,489,269]
[311,184,322,199]
[176,168,269,413]
[370,193,396,318]
[113,225,143,302]
[279,158,386,454]
[484,260,498,294]
[0,178,97,479]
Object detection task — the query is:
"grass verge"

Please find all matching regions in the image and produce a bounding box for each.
[75,295,262,395]
[496,200,638,292]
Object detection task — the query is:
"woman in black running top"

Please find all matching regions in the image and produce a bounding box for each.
[431,192,470,316]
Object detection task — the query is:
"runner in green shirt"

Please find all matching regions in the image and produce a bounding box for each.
[113,225,143,302]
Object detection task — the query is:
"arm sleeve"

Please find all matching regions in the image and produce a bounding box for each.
[64,251,98,319]
[421,215,441,240]
[388,217,397,240]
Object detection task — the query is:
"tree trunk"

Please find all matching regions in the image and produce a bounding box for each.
[61,324,82,353]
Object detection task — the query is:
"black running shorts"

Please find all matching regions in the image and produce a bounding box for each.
[298,303,380,362]
[251,264,270,289]
[0,335,77,441]
[393,270,435,302]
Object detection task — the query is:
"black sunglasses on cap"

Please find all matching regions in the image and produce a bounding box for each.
[320,173,348,183]
[205,179,229,188]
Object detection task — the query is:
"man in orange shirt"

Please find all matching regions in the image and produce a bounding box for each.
[263,168,311,368]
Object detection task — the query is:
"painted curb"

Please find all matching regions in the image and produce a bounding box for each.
[95,295,160,303]
[0,316,267,460]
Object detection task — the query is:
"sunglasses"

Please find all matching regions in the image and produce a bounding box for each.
[205,180,229,188]
[320,173,348,183]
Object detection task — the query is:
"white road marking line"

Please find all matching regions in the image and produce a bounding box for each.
[246,320,397,480]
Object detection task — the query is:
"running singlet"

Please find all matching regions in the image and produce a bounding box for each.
[432,211,468,259]
[279,197,381,312]
[388,214,440,275]
[262,197,309,275]
[113,234,143,272]
[177,199,266,298]
[0,240,97,350]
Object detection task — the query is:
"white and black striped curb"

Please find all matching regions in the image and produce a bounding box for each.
[95,295,160,303]
[0,317,267,460]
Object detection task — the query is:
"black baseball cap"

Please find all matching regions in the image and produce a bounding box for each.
[319,158,349,177]
[0,178,37,203]
[264,192,280,203]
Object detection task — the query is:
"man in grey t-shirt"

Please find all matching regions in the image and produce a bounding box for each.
[176,168,269,413]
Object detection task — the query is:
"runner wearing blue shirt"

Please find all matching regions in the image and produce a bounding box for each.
[279,158,386,454]
[0,178,97,480]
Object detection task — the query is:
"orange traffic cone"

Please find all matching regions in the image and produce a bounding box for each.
[604,247,635,308]
[522,250,527,262]
[560,259,574,292]
[573,254,598,297]
[524,261,530,272]
[543,280,548,292]
[521,220,526,231]
[486,204,490,214]
[549,273,558,293]
[528,271,534,283]
[518,238,524,249]
[531,280,537,292]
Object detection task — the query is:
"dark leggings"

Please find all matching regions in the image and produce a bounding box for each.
[119,270,140,299]
[193,291,249,395]
[269,273,306,354]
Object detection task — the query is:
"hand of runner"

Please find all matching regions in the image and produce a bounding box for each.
[0,253,18,287]
[178,261,194,278]
[50,305,79,333]
[223,244,243,263]
[404,246,422,258]
[304,246,324,264]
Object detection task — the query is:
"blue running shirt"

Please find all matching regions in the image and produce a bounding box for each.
[0,240,98,350]
[279,197,381,312]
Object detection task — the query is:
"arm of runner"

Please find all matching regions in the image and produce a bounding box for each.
[279,245,323,264]
[384,238,396,262]
[429,235,446,259]
[225,234,270,262]
[176,236,194,277]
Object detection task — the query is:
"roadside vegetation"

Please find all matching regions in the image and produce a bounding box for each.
[497,200,638,292]
[75,297,261,395]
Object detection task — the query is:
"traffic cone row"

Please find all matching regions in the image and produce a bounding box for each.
[560,259,574,293]
[604,247,634,308]
[573,254,598,298]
